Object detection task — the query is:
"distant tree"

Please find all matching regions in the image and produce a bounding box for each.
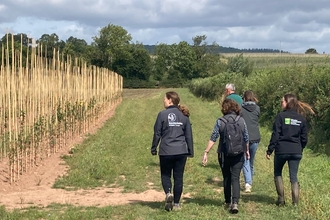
[172,41,196,80]
[227,53,254,77]
[305,48,318,54]
[1,33,30,46]
[37,33,64,59]
[0,33,30,66]
[92,23,132,72]
[153,43,175,81]
[63,36,88,61]
[116,42,151,80]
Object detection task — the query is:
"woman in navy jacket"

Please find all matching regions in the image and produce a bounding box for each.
[266,94,314,206]
[151,91,194,211]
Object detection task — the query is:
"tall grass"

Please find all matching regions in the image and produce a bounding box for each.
[1,88,329,219]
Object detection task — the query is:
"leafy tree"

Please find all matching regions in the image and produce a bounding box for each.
[227,53,254,77]
[153,43,174,81]
[92,23,132,72]
[305,48,318,54]
[172,41,196,80]
[0,33,30,67]
[198,54,227,77]
[192,35,207,61]
[63,36,88,62]
[191,35,224,78]
[37,33,65,59]
[1,33,30,46]
[126,42,152,80]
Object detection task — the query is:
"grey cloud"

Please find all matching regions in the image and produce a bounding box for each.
[1,0,330,52]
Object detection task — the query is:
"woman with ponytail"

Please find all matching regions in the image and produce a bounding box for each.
[266,94,314,206]
[151,91,194,211]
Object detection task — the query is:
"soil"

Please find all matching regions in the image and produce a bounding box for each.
[0,100,165,210]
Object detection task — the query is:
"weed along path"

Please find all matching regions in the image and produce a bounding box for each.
[0,90,165,210]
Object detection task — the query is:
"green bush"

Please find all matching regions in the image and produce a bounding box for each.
[190,64,330,155]
[189,72,245,101]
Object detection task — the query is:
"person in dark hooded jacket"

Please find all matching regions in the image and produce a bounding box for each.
[266,94,314,206]
[151,91,194,211]
[241,90,260,193]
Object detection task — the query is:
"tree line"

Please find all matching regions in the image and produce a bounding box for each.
[0,23,262,88]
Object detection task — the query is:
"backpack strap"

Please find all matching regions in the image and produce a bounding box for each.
[234,115,240,122]
[219,117,228,124]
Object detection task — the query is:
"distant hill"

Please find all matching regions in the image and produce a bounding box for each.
[144,45,287,54]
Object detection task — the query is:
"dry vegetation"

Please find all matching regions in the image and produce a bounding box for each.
[0,34,123,185]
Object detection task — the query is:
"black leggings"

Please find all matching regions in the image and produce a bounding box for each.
[218,153,244,204]
[159,155,187,203]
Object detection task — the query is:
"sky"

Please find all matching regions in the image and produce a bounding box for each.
[0,0,330,53]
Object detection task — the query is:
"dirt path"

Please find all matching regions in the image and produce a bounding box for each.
[0,96,165,210]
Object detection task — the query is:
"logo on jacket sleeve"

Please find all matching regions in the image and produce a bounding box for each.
[284,118,301,126]
[168,113,183,126]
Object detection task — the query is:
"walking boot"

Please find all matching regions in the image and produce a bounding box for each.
[291,182,299,205]
[274,176,285,206]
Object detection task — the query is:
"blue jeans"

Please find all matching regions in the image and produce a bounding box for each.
[274,154,302,183]
[243,142,259,185]
[159,155,187,203]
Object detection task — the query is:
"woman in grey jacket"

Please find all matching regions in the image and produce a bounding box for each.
[241,90,261,193]
[151,91,194,211]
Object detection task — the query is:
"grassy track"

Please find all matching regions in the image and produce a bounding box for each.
[1,88,329,219]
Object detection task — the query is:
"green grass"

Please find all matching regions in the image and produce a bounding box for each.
[1,88,329,219]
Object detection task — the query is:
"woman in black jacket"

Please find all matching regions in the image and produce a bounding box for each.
[151,91,194,211]
[266,94,314,206]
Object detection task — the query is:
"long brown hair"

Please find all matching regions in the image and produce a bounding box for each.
[283,94,314,116]
[166,91,190,117]
[243,90,258,103]
[221,99,240,115]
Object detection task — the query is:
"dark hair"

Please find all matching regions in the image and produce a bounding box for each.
[166,91,180,106]
[221,99,240,115]
[166,91,190,117]
[243,90,258,103]
[283,94,314,116]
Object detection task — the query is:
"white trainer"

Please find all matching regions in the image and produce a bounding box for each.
[245,183,252,193]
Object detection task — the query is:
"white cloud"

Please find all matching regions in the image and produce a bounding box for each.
[0,0,330,53]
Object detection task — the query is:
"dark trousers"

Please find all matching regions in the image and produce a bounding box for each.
[274,154,302,182]
[218,153,244,204]
[159,155,187,203]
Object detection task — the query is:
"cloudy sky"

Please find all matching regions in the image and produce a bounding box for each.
[0,0,329,53]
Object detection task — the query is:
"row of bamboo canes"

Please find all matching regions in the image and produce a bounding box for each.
[0,33,123,184]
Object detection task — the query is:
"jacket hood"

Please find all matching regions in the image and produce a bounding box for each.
[242,101,257,112]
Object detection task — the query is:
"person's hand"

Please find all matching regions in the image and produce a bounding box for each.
[151,150,157,156]
[266,154,271,160]
[202,152,208,166]
[245,151,250,160]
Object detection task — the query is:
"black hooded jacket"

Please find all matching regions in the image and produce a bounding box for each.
[267,109,307,155]
[241,102,261,143]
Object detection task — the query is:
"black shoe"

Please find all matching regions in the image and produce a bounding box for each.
[164,193,173,211]
[231,203,239,214]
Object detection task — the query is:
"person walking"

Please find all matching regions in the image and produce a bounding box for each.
[202,99,249,214]
[266,94,314,206]
[225,83,243,105]
[241,90,261,193]
[151,91,194,211]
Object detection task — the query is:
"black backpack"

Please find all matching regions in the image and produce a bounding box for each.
[220,116,245,157]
